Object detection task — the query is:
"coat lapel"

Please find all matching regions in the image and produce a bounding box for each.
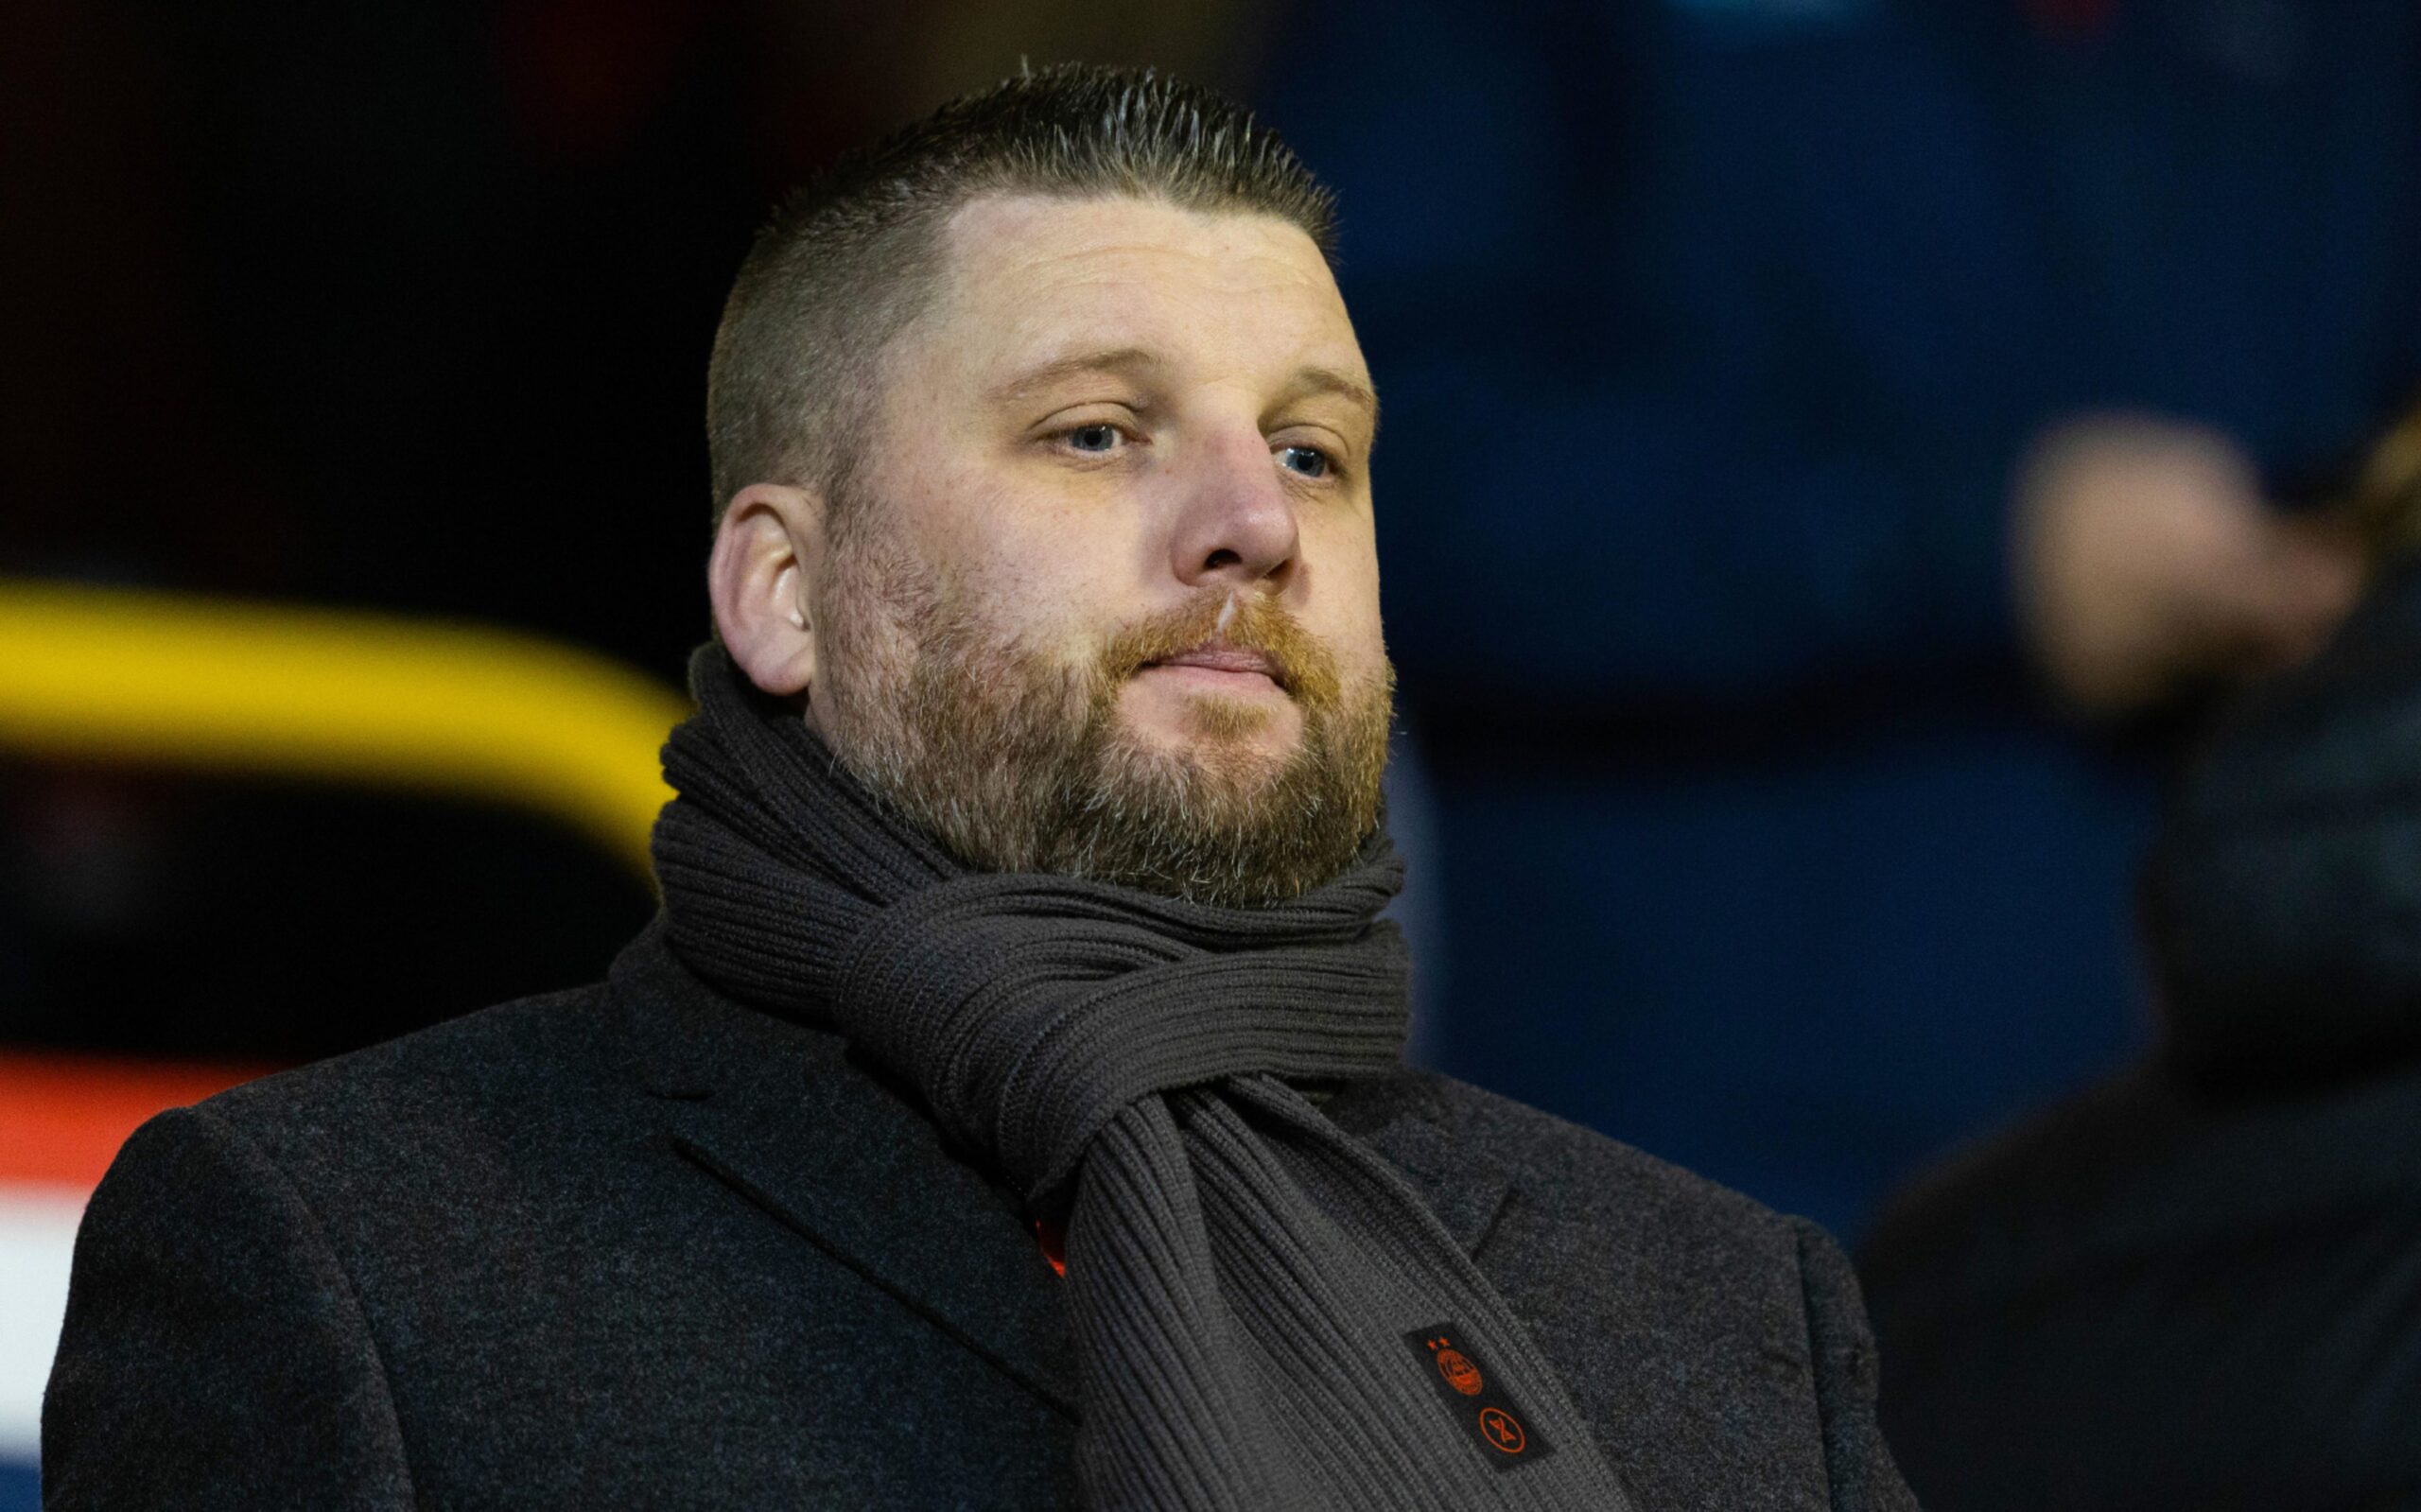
[1328,1075,1519,1260]
[609,924,1080,1418]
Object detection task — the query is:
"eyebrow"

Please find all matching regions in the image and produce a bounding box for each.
[1279,365,1381,433]
[987,347,1380,432]
[987,346,1164,407]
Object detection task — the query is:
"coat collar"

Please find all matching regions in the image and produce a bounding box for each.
[605,918,1516,1420]
[608,920,1080,1416]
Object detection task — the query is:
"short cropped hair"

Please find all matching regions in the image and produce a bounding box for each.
[705,63,1338,522]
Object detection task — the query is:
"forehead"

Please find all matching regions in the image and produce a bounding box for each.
[916,193,1365,386]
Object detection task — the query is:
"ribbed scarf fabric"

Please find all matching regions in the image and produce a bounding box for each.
[651,646,1633,1511]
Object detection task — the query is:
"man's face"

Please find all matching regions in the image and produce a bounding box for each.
[805,193,1392,905]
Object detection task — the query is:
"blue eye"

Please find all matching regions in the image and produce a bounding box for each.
[1278,444,1332,479]
[1067,423,1121,453]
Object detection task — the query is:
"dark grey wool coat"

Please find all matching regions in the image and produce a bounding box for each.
[44,923,1916,1509]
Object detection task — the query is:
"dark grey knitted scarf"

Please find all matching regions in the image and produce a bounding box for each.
[652,646,1632,1511]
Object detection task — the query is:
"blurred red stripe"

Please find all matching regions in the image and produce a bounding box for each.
[0,1052,274,1188]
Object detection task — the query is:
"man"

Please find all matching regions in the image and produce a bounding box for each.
[44,67,1915,1509]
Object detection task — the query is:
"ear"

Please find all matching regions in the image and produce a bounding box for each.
[708,483,824,698]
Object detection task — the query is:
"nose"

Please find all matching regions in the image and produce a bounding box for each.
[1169,427,1300,591]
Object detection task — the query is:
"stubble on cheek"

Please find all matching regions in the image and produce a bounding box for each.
[816,536,1089,868]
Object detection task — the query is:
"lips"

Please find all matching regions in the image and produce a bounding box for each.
[1143,643,1286,688]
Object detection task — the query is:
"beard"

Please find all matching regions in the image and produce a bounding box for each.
[810,526,1394,908]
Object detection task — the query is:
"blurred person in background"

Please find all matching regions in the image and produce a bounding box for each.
[1857,405,2421,1510]
[41,69,1917,1510]
[1256,0,2396,1233]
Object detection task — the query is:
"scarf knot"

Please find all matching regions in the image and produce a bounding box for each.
[834,873,1414,1199]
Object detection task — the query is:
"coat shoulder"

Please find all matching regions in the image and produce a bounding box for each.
[173,982,631,1199]
[211,982,615,1108]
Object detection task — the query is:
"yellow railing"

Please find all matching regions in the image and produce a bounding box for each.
[0,580,688,877]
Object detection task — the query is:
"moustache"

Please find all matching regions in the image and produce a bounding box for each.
[1094,591,1344,709]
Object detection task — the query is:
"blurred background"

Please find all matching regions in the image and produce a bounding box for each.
[5,0,2415,1504]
